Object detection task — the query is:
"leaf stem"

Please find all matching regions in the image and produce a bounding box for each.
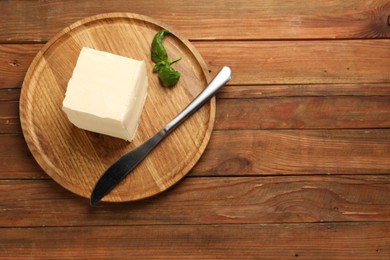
[170,57,182,65]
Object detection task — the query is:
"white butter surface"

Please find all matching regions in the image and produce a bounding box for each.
[62,47,148,141]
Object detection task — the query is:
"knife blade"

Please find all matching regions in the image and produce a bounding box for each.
[90,66,231,206]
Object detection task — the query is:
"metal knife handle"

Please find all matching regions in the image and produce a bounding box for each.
[164,66,231,134]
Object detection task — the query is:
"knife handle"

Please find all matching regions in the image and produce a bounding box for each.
[163,66,231,134]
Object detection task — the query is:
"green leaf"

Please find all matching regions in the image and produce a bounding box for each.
[153,61,169,73]
[158,65,181,87]
[151,30,170,63]
[151,30,182,87]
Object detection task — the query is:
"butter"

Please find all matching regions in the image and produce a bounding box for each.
[62,47,148,141]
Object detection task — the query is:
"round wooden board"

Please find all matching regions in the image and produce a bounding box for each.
[19,13,213,202]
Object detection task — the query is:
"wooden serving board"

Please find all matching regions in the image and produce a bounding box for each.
[19,13,213,202]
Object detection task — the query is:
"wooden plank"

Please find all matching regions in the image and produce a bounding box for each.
[0,0,389,41]
[195,129,390,176]
[3,83,390,102]
[0,89,20,101]
[0,134,43,178]
[0,101,20,134]
[1,222,389,259]
[2,40,390,89]
[1,176,390,227]
[1,129,390,178]
[215,96,390,130]
[0,44,40,89]
[198,40,390,85]
[3,95,390,134]
[1,42,389,97]
[217,83,390,99]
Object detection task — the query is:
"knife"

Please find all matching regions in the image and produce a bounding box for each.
[90,66,231,206]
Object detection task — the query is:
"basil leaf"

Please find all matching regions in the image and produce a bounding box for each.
[158,65,181,87]
[151,30,170,63]
[153,61,168,72]
[151,30,181,87]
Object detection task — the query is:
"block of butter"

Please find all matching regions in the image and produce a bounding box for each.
[62,47,148,141]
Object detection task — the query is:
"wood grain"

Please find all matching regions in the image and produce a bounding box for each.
[0,134,43,178]
[3,83,390,101]
[0,89,20,101]
[217,83,390,99]
[0,0,389,41]
[2,42,389,97]
[197,40,390,85]
[195,129,390,176]
[0,44,41,89]
[1,129,390,179]
[19,13,213,201]
[1,176,390,227]
[4,95,390,134]
[215,96,390,130]
[0,101,20,134]
[1,223,389,259]
[3,40,390,89]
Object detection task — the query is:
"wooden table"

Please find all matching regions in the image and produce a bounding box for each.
[1,1,390,259]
